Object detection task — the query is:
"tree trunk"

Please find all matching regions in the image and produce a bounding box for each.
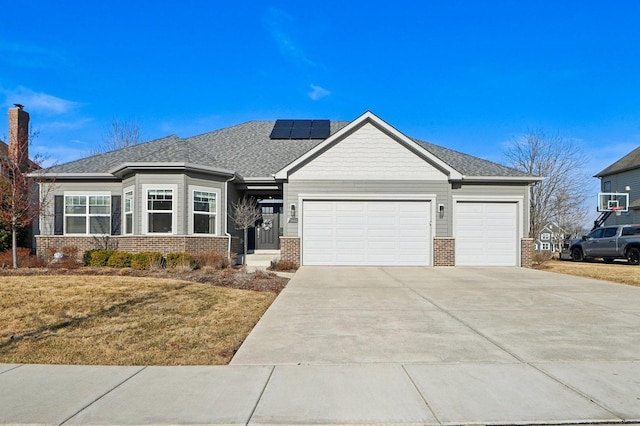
[243,227,248,271]
[11,224,18,269]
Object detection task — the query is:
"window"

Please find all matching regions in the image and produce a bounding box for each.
[193,190,217,234]
[589,228,604,239]
[603,227,617,238]
[604,181,611,192]
[541,232,551,241]
[147,189,173,233]
[541,242,550,251]
[124,190,133,234]
[64,195,110,234]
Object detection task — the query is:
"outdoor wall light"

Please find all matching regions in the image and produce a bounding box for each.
[290,203,296,218]
[438,204,445,219]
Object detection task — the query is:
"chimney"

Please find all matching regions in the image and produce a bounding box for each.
[8,104,29,171]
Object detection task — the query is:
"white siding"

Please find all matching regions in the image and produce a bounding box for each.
[290,123,447,181]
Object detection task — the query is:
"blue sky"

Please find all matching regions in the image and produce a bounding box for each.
[1,1,639,201]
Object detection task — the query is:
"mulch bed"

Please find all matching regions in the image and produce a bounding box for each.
[0,266,290,294]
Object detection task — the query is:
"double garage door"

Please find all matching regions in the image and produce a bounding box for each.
[302,200,431,266]
[300,200,519,267]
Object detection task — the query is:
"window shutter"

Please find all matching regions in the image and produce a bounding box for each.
[111,195,122,235]
[54,195,64,235]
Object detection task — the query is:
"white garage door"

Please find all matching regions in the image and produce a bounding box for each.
[455,202,518,266]
[302,201,431,266]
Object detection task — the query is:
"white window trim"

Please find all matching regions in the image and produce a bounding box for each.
[142,184,178,235]
[189,186,221,236]
[63,191,111,235]
[541,232,551,241]
[123,186,134,235]
[541,242,551,251]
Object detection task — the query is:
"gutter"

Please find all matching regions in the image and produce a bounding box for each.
[224,175,236,262]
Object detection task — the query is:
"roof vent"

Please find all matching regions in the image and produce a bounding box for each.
[270,119,330,139]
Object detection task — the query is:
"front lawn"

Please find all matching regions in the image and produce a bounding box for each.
[0,271,284,365]
[536,259,640,287]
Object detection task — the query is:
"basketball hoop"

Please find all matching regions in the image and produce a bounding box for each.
[611,206,624,216]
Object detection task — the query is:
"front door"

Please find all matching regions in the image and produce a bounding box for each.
[256,205,281,250]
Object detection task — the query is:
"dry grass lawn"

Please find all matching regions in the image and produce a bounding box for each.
[0,275,277,365]
[537,259,640,287]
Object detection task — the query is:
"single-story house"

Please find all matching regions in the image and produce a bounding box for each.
[36,111,541,267]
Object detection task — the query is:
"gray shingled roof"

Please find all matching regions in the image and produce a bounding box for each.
[45,120,532,179]
[596,146,640,177]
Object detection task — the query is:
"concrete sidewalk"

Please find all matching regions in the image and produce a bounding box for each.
[2,267,640,425]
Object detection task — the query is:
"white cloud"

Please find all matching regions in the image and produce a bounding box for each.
[0,86,79,115]
[0,41,64,68]
[264,8,315,67]
[308,84,331,101]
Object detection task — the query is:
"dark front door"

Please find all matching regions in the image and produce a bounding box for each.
[256,205,281,250]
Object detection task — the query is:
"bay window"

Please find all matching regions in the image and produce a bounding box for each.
[193,190,217,234]
[124,190,133,234]
[147,188,173,233]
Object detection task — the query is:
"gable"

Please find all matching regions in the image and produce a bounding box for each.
[289,122,447,181]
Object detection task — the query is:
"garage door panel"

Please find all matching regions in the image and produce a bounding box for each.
[302,200,431,266]
[455,202,518,266]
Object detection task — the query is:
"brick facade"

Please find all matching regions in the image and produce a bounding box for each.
[280,237,300,267]
[36,235,231,261]
[520,238,534,268]
[433,237,455,266]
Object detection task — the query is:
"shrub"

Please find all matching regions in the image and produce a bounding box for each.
[83,249,99,266]
[193,252,230,270]
[532,250,554,266]
[166,252,197,270]
[269,259,299,271]
[107,251,132,268]
[131,252,164,270]
[60,246,79,260]
[89,249,117,267]
[0,247,33,268]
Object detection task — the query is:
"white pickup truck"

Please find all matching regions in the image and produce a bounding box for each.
[566,224,640,264]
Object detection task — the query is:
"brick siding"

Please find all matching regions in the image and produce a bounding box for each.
[521,238,534,268]
[280,237,300,267]
[433,237,455,266]
[36,235,232,261]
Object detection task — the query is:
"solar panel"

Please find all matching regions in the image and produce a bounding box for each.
[270,119,330,139]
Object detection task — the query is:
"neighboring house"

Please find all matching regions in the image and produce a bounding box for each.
[595,147,640,226]
[535,223,567,253]
[36,111,542,267]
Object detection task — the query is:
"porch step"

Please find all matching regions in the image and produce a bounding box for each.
[245,251,281,272]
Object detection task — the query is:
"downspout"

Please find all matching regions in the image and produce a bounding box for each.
[224,175,236,261]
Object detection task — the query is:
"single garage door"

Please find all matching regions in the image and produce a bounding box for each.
[455,202,518,266]
[302,200,431,266]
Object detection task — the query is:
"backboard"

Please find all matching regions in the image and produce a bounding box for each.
[597,192,629,212]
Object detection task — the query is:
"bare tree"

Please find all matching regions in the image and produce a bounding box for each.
[504,129,589,240]
[91,118,142,154]
[229,196,262,270]
[0,128,53,268]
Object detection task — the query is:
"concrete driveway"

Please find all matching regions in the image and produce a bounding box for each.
[232,266,640,365]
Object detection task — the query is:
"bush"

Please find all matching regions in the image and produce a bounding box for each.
[166,252,197,270]
[89,249,117,267]
[269,259,299,271]
[193,252,230,270]
[83,249,99,266]
[0,247,33,268]
[532,250,554,266]
[106,251,132,268]
[131,252,164,270]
